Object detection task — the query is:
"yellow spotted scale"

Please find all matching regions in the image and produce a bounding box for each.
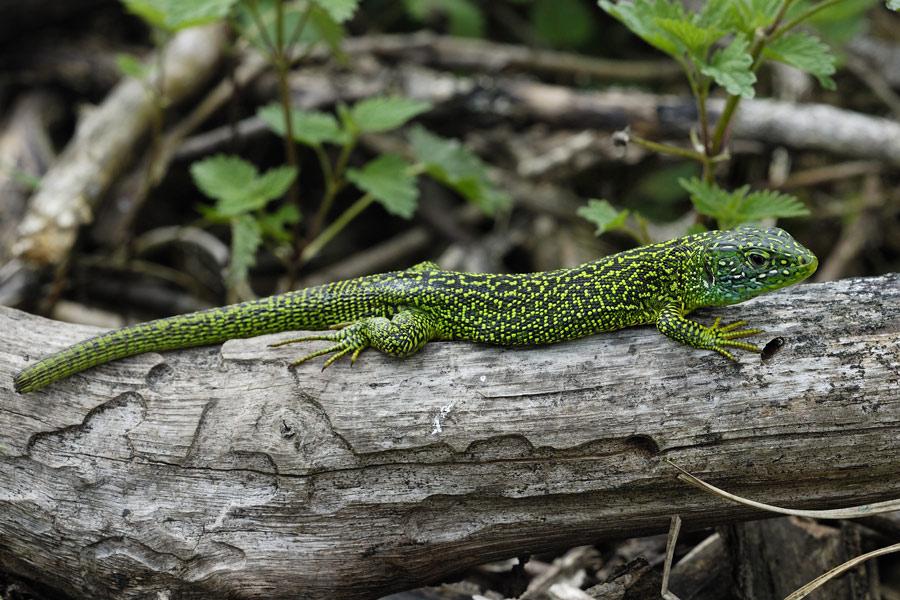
[14,226,817,393]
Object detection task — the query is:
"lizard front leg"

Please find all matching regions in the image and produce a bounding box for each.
[655,303,762,360]
[271,307,443,368]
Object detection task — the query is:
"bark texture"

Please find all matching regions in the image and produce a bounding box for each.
[1,274,899,599]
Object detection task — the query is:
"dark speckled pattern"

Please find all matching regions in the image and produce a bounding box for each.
[14,226,816,393]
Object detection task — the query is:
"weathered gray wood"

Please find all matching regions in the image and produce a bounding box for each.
[1,274,899,599]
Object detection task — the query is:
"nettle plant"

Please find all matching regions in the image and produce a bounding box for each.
[118,0,508,291]
[192,100,509,283]
[580,0,897,241]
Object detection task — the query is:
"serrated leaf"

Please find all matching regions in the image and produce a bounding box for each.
[191,155,297,217]
[258,103,348,146]
[336,102,354,134]
[115,53,149,79]
[655,17,722,60]
[253,166,298,205]
[404,0,485,37]
[737,189,810,221]
[577,199,629,236]
[799,0,876,43]
[346,154,419,219]
[701,37,756,98]
[680,177,808,229]
[679,177,735,219]
[533,0,592,46]
[409,125,510,215]
[259,204,301,243]
[764,32,836,90]
[728,0,781,32]
[121,0,237,31]
[120,0,167,28]
[312,0,358,23]
[165,0,237,29]
[234,0,313,55]
[191,155,260,204]
[599,0,687,59]
[349,97,432,133]
[698,0,739,30]
[229,214,262,284]
[307,6,348,63]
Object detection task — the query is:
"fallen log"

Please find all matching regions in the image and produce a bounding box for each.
[0,274,898,599]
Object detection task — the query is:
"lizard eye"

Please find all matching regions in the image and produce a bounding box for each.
[746,252,767,268]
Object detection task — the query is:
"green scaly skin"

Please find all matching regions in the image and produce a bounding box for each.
[13,226,817,393]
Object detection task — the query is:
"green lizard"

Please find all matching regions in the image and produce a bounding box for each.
[13,226,816,393]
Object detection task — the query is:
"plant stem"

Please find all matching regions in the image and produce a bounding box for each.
[708,0,799,157]
[244,0,277,56]
[267,1,308,284]
[681,59,711,156]
[628,133,710,164]
[304,136,357,245]
[285,3,313,59]
[300,193,374,265]
[772,0,844,40]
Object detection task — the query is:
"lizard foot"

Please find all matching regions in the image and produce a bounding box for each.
[707,317,762,360]
[657,305,763,360]
[271,321,370,369]
[270,308,443,369]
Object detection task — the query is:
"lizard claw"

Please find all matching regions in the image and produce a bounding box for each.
[270,323,370,369]
[708,317,762,360]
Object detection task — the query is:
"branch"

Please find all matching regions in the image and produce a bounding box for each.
[1,274,899,599]
[251,64,900,165]
[11,24,227,267]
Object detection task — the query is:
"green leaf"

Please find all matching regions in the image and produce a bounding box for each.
[120,0,167,28]
[736,189,811,221]
[257,103,348,146]
[254,166,298,204]
[115,53,150,79]
[164,0,238,28]
[598,0,687,59]
[191,155,297,217]
[680,177,734,219]
[799,0,876,43]
[701,37,756,98]
[229,214,262,284]
[349,97,432,133]
[311,0,359,23]
[403,0,485,37]
[307,6,348,63]
[679,177,808,229]
[697,0,739,30]
[234,0,318,55]
[655,17,722,61]
[888,0,899,10]
[728,0,781,33]
[764,32,836,90]
[409,125,510,215]
[191,154,260,204]
[532,0,593,46]
[259,204,301,243]
[577,199,630,236]
[121,0,237,31]
[346,154,419,219]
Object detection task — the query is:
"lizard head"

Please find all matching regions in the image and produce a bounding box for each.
[696,226,818,306]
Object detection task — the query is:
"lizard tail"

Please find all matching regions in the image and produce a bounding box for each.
[14,290,330,394]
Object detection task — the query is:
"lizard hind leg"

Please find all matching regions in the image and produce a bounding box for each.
[270,307,443,369]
